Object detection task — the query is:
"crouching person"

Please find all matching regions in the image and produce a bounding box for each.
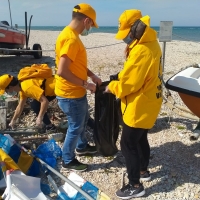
[0,73,56,132]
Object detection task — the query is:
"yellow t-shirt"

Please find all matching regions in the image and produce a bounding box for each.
[55,26,87,98]
[19,77,55,101]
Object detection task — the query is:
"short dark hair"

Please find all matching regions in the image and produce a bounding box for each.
[6,76,19,89]
[72,5,88,20]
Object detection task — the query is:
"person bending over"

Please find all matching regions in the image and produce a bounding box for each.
[0,74,56,132]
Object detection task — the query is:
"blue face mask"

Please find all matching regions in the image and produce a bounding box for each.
[123,34,133,44]
[81,26,92,36]
[7,91,17,96]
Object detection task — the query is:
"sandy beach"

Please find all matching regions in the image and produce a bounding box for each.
[1,30,200,199]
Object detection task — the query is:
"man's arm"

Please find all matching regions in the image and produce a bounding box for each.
[87,69,102,85]
[57,55,96,92]
[57,55,84,86]
[11,98,27,121]
[9,98,27,128]
[87,69,94,77]
[36,94,49,127]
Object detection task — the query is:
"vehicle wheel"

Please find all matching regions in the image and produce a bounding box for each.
[33,43,42,59]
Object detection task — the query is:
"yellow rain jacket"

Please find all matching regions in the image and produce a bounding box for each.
[108,16,162,129]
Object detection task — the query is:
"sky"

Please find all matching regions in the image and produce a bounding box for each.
[0,0,200,27]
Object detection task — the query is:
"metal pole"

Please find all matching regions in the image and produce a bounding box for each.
[162,41,166,72]
[27,15,33,48]
[8,0,13,27]
[25,12,28,49]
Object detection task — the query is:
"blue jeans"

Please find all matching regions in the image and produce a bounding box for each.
[57,95,89,164]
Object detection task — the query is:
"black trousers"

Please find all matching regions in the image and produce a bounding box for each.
[30,96,56,125]
[120,123,150,185]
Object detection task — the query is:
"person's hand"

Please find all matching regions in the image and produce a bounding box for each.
[86,83,96,93]
[36,117,43,128]
[9,120,16,130]
[90,75,102,85]
[104,86,111,93]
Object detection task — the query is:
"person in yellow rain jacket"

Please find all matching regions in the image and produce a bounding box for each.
[105,10,162,199]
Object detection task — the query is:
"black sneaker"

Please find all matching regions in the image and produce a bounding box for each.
[75,144,97,156]
[140,171,151,181]
[116,183,145,199]
[46,124,56,133]
[62,159,88,172]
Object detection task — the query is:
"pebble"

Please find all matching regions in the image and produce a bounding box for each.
[1,34,200,199]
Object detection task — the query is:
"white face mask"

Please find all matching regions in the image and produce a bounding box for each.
[81,26,92,36]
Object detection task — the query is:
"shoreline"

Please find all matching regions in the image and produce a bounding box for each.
[1,31,200,81]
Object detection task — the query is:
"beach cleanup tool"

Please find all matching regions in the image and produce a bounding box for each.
[4,135,95,200]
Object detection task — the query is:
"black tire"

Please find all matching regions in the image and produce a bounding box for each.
[33,43,42,59]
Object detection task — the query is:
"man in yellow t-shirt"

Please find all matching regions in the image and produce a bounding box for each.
[55,3,102,171]
[0,74,56,132]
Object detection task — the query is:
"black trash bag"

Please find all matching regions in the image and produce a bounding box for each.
[110,73,123,125]
[94,81,119,156]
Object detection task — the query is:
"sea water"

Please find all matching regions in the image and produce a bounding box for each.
[18,26,200,42]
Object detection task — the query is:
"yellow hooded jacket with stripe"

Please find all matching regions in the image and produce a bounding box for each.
[108,16,162,129]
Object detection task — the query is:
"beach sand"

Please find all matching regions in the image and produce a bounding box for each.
[1,30,200,199]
